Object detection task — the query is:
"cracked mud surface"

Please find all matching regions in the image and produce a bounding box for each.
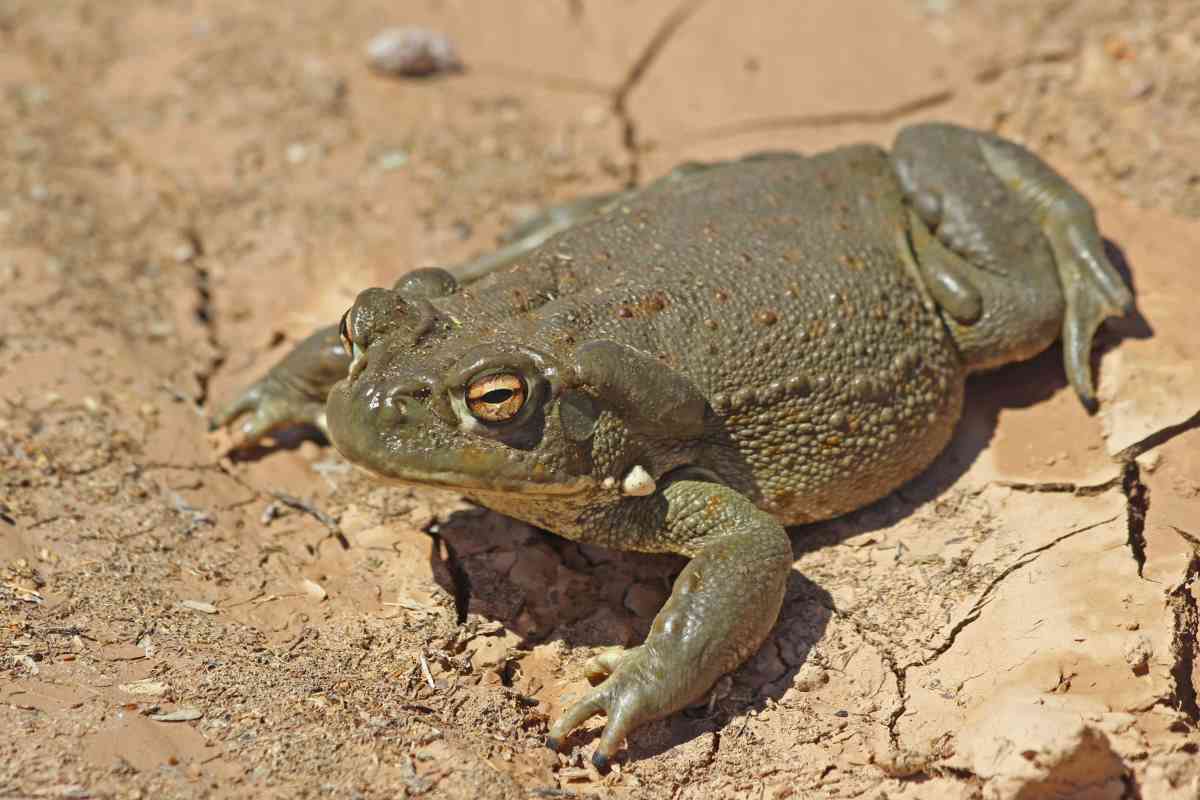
[2,1,1199,797]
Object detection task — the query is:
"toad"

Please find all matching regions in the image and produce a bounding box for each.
[214,123,1132,767]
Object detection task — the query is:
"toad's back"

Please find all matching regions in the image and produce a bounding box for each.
[497,144,964,524]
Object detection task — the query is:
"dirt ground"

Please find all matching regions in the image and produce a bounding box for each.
[2,1,1199,797]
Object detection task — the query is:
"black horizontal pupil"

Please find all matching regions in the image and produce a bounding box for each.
[481,388,513,404]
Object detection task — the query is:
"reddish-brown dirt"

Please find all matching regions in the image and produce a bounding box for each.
[2,2,1198,798]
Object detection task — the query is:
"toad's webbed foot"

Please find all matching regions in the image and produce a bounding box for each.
[976,132,1134,408]
[891,123,1133,410]
[209,324,348,446]
[546,479,792,768]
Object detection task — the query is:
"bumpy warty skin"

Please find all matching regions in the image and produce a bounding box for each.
[326,144,964,547]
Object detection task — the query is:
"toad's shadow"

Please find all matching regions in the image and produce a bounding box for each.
[427,240,1151,762]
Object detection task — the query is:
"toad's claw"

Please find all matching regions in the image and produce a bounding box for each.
[547,644,674,767]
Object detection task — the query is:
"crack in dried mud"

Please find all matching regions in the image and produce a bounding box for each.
[183,229,228,410]
[815,597,908,751]
[882,652,907,751]
[671,89,956,146]
[611,0,707,186]
[1121,460,1149,578]
[996,475,1122,496]
[920,515,1119,665]
[1167,526,1200,723]
[1115,410,1200,462]
[865,428,1198,761]
[866,514,1121,750]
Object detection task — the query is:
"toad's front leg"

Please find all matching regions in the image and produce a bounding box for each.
[548,478,793,768]
[209,324,349,443]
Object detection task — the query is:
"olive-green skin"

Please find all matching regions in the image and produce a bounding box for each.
[214,123,1132,767]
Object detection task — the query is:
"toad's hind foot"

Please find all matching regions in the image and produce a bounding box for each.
[892,123,1133,410]
[977,135,1134,409]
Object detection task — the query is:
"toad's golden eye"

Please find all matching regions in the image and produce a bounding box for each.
[338,309,353,354]
[466,373,526,423]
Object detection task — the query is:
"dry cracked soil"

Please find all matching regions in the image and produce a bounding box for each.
[2,1,1200,798]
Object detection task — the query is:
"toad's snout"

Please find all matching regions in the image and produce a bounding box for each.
[325,375,435,468]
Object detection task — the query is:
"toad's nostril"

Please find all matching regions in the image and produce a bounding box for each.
[378,386,409,424]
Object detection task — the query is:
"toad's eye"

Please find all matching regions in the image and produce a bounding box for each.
[465,373,526,423]
[338,309,353,353]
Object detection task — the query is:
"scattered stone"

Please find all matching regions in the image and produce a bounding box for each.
[375,150,410,171]
[172,240,197,263]
[180,600,218,614]
[366,27,463,77]
[150,708,203,722]
[1123,635,1153,676]
[302,578,328,601]
[146,320,175,340]
[119,679,168,696]
[419,652,436,689]
[286,142,309,164]
[261,501,285,525]
[792,663,829,692]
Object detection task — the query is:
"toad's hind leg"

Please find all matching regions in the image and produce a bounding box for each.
[890,122,1133,410]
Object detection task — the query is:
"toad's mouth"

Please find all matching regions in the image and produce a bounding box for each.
[325,379,592,498]
[348,460,594,497]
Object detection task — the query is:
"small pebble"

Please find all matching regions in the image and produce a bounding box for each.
[172,242,197,263]
[376,150,410,171]
[119,679,168,696]
[302,578,328,601]
[286,143,309,164]
[151,708,203,722]
[260,502,284,525]
[22,85,50,105]
[366,27,463,77]
[180,600,218,614]
[147,320,174,340]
